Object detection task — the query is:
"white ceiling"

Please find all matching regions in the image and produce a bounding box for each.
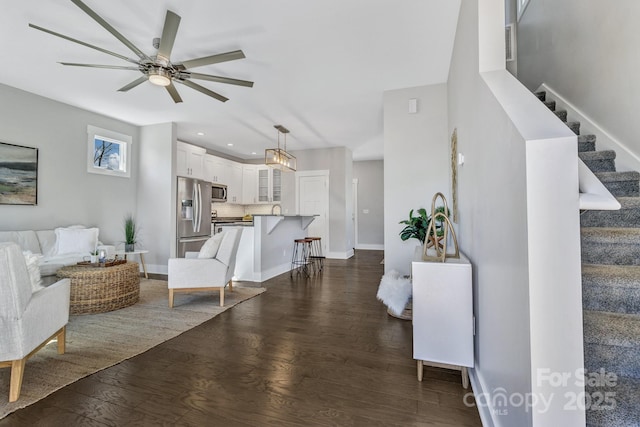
[0,0,460,160]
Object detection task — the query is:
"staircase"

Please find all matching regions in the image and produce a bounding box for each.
[536,91,640,427]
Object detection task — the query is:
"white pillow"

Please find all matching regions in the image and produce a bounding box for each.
[55,227,99,255]
[198,233,225,259]
[23,250,44,292]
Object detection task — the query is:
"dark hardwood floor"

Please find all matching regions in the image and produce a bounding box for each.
[1,250,481,426]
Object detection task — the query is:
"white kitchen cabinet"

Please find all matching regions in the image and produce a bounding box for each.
[411,251,474,387]
[204,154,229,184]
[242,165,257,204]
[256,166,282,203]
[176,142,206,179]
[226,161,243,203]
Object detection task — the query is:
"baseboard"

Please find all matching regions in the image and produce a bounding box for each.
[259,263,292,282]
[355,244,384,250]
[468,368,496,427]
[326,250,355,259]
[146,264,168,276]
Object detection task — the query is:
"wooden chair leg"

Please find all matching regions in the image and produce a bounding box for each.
[169,289,174,308]
[9,359,26,402]
[219,287,225,307]
[228,280,233,292]
[57,326,66,354]
[417,360,424,382]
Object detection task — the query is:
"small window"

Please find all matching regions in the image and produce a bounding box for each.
[86,125,132,178]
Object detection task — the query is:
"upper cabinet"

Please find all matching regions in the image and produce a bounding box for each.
[227,161,243,203]
[256,166,282,203]
[176,142,206,179]
[204,154,229,184]
[242,165,257,204]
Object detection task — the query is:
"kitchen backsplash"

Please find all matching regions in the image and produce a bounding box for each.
[212,203,278,217]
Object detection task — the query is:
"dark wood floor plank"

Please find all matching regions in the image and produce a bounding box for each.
[2,250,481,426]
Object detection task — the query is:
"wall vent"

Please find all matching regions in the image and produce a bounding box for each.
[505,24,516,62]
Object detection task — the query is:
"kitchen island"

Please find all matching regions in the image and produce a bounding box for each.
[218,214,316,282]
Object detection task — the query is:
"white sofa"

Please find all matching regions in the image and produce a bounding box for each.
[0,227,110,281]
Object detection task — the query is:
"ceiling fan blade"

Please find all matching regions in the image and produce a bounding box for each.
[118,76,148,92]
[178,50,246,70]
[157,11,181,62]
[59,62,140,71]
[176,79,228,102]
[188,73,254,88]
[70,0,151,62]
[166,83,183,103]
[29,24,139,65]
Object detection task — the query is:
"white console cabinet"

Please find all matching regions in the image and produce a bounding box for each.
[411,250,474,387]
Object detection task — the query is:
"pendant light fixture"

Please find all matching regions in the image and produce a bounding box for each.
[265,125,297,172]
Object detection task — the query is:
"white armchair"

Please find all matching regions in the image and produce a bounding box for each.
[168,228,242,308]
[0,242,70,402]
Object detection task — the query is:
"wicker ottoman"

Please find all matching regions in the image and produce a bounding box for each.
[56,262,141,315]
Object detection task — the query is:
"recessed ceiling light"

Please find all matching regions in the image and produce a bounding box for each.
[251,152,257,155]
[227,143,234,147]
[197,132,205,136]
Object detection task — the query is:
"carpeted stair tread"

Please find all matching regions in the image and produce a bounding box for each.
[535,91,546,101]
[579,150,616,161]
[584,310,640,348]
[581,197,640,228]
[554,110,568,121]
[578,134,596,152]
[594,171,640,183]
[582,264,640,314]
[581,227,640,265]
[581,227,640,244]
[567,121,581,135]
[583,310,640,379]
[543,100,556,110]
[594,171,640,197]
[586,376,640,427]
[579,150,616,172]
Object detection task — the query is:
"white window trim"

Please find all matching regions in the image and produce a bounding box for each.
[86,125,132,178]
[517,0,531,22]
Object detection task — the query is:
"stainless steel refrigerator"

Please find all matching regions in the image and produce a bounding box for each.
[176,177,212,257]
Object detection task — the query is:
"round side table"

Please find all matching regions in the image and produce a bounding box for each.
[56,262,140,315]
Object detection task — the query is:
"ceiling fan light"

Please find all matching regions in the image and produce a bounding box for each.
[148,68,171,86]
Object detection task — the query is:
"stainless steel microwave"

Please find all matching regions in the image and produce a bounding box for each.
[212,183,227,202]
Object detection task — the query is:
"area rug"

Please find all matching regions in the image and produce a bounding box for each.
[0,279,265,419]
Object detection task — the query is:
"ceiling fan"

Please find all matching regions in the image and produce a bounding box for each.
[29,0,254,103]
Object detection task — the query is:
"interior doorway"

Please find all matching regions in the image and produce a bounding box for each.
[296,170,329,257]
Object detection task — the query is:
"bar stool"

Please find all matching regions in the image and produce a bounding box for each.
[307,237,324,272]
[291,238,313,277]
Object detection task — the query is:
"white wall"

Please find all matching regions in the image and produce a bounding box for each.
[0,83,139,245]
[517,0,640,166]
[383,84,450,276]
[136,123,175,274]
[281,147,354,258]
[353,160,384,249]
[447,0,585,425]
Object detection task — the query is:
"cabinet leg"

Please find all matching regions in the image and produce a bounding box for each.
[461,367,469,389]
[417,360,423,382]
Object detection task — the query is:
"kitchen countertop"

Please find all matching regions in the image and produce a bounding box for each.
[251,214,319,217]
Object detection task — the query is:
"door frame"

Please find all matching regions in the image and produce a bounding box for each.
[295,170,330,257]
[353,178,358,250]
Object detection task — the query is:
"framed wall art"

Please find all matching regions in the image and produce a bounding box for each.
[0,141,38,205]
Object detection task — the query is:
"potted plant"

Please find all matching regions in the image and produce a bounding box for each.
[399,206,448,245]
[124,214,137,252]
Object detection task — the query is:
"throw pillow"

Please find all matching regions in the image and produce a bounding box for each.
[198,233,225,259]
[55,227,99,255]
[23,250,44,292]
